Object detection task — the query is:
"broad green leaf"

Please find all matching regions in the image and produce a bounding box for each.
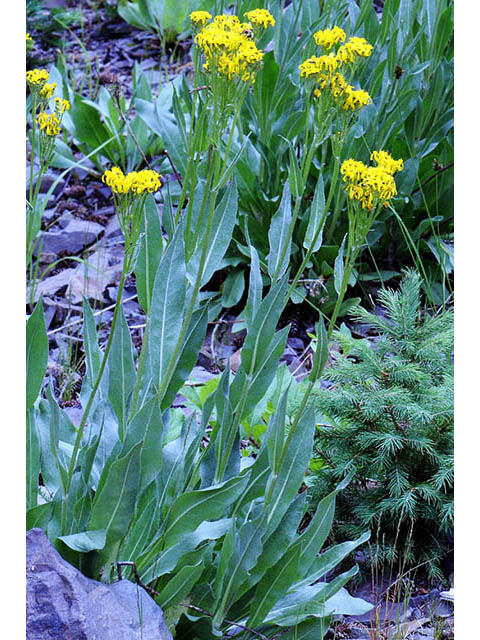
[163,474,250,546]
[26,299,48,408]
[240,275,288,374]
[187,180,238,287]
[334,234,347,296]
[265,407,315,535]
[108,305,136,441]
[58,529,106,552]
[267,182,292,282]
[89,442,142,545]
[221,270,245,308]
[265,388,289,475]
[26,408,40,509]
[247,545,301,627]
[156,559,205,610]
[309,316,328,383]
[135,195,164,314]
[146,229,186,396]
[138,518,232,584]
[304,173,326,252]
[288,144,304,197]
[243,245,263,329]
[161,304,210,410]
[82,297,103,389]
[214,518,267,625]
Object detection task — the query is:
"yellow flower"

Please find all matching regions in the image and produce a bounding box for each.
[54,97,71,114]
[40,82,57,99]
[37,112,61,136]
[26,68,49,86]
[102,167,162,195]
[313,26,346,50]
[244,9,275,29]
[341,86,371,111]
[341,152,402,209]
[194,13,264,83]
[190,10,212,26]
[370,150,404,174]
[299,54,338,78]
[336,36,373,65]
[26,33,34,44]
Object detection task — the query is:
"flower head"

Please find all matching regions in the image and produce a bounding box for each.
[341,86,371,111]
[195,12,264,83]
[313,26,346,50]
[40,82,56,99]
[26,68,49,87]
[244,9,275,29]
[341,151,403,209]
[370,150,404,174]
[54,97,71,114]
[26,33,34,47]
[336,36,373,65]
[299,54,338,78]
[190,10,212,27]
[37,112,61,136]
[102,167,162,196]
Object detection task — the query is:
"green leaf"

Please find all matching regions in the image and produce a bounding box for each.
[264,388,288,475]
[267,182,292,282]
[146,228,186,396]
[247,545,301,627]
[108,305,136,441]
[26,408,40,509]
[82,298,103,389]
[58,529,106,552]
[288,145,304,197]
[221,270,245,308]
[138,518,231,584]
[26,299,48,408]
[89,442,142,545]
[187,180,238,287]
[304,173,326,252]
[240,275,288,375]
[334,234,347,296]
[309,316,328,383]
[243,245,263,329]
[156,559,205,610]
[163,474,250,546]
[265,407,315,535]
[135,195,164,314]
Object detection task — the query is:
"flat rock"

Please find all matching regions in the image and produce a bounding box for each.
[27,528,173,640]
[37,218,104,260]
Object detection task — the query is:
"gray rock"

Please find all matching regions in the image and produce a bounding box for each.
[36,218,104,259]
[27,528,173,640]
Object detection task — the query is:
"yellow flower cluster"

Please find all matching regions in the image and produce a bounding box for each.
[299,54,338,78]
[312,71,371,111]
[313,26,346,50]
[26,33,34,44]
[54,97,71,114]
[341,151,403,210]
[26,68,49,86]
[40,82,57,99]
[102,167,162,196]
[244,9,275,29]
[300,28,373,113]
[190,10,212,26]
[336,36,373,64]
[194,13,265,82]
[37,112,62,136]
